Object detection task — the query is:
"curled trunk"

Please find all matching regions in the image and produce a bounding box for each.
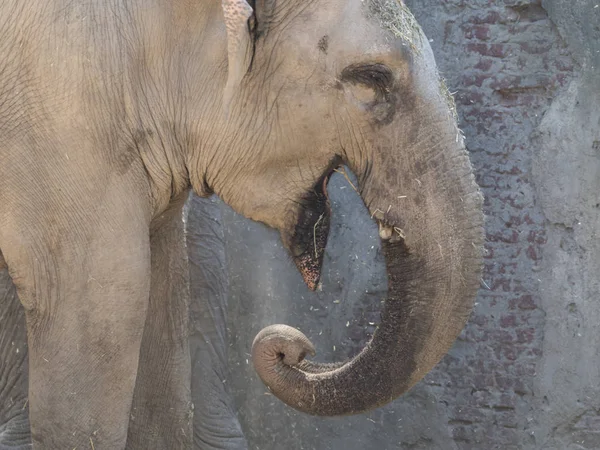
[253,112,484,416]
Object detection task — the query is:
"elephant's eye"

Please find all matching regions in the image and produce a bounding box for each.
[340,64,397,125]
[340,63,394,98]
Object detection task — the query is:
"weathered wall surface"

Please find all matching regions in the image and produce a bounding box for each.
[530,1,600,448]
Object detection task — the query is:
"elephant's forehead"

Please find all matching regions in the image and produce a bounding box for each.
[364,0,425,52]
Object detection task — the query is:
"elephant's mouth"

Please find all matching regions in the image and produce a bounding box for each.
[289,169,334,290]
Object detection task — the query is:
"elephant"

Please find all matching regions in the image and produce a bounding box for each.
[0,0,484,448]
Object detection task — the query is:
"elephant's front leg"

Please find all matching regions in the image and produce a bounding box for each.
[127,193,193,449]
[4,214,151,449]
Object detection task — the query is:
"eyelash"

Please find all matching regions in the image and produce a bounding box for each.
[340,64,394,95]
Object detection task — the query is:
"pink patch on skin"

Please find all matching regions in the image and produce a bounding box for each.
[293,172,333,291]
[296,253,320,291]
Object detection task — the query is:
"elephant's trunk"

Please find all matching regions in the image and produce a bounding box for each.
[252,85,484,416]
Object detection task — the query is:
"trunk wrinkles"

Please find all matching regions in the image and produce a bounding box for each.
[252,130,484,415]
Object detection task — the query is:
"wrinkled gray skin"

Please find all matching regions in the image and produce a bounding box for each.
[0,0,483,448]
[0,269,30,449]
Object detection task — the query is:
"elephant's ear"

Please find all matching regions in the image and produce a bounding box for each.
[221,0,255,112]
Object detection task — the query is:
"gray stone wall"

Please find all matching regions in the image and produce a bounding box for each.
[531,1,600,448]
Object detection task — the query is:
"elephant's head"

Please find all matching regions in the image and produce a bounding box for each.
[204,0,484,415]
